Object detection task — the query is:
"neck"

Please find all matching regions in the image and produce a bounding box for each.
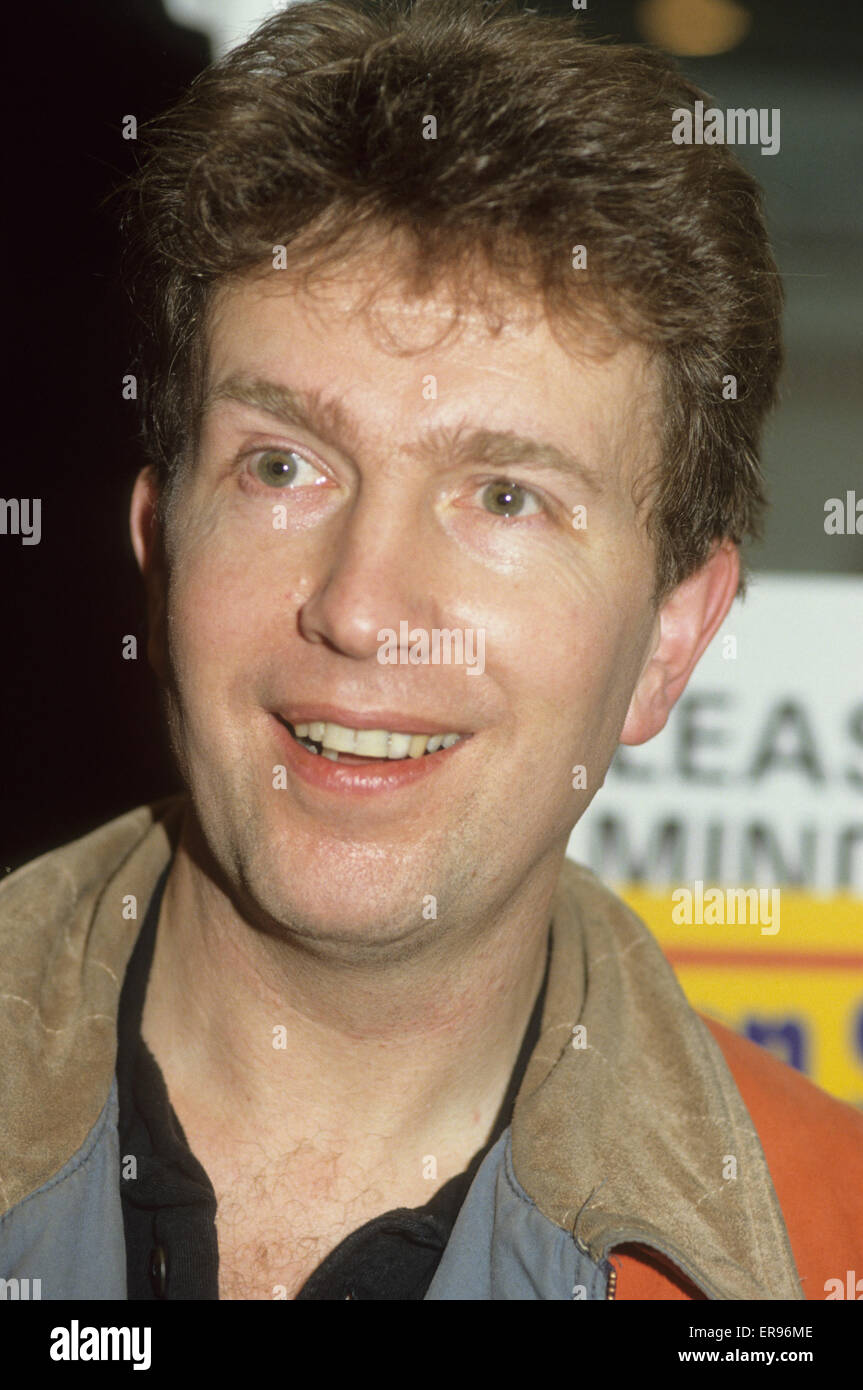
[141,817,557,1174]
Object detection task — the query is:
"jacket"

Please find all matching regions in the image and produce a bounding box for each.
[1,796,861,1299]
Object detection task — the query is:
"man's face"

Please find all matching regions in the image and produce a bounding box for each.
[146,258,662,950]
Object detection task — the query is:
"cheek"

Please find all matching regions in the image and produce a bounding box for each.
[501,571,650,752]
[166,538,271,692]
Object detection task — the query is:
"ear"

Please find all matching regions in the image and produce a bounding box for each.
[620,540,740,746]
[130,466,169,684]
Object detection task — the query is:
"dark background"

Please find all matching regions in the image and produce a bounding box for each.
[3,0,861,870]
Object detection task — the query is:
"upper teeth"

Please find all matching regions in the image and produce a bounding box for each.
[291,721,463,759]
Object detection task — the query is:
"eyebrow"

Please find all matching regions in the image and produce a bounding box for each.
[204,372,604,497]
[203,374,354,446]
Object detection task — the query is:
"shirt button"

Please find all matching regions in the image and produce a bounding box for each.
[148,1245,168,1298]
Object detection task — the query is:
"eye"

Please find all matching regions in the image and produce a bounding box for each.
[480,480,542,518]
[252,448,321,489]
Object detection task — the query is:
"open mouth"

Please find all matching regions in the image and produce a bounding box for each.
[279,718,465,764]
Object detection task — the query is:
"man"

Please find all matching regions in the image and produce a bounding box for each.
[1,0,860,1301]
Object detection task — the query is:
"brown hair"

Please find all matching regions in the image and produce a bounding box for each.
[122,0,783,601]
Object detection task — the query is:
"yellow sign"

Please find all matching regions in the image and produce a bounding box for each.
[621,887,863,1109]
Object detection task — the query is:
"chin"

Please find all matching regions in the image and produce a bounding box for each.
[187,769,470,954]
[225,830,438,955]
[247,882,434,956]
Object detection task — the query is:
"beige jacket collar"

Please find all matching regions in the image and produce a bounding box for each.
[515,862,802,1298]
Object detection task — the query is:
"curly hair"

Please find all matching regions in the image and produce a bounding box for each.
[121,0,783,601]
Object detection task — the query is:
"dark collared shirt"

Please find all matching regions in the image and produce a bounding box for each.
[117,864,550,1300]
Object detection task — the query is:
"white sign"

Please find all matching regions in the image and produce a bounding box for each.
[567,574,863,893]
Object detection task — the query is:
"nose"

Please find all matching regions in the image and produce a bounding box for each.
[298,485,439,660]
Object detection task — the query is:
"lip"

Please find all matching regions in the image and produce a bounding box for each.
[274,703,468,737]
[272,713,470,795]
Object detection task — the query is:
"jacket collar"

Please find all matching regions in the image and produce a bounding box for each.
[513,860,802,1299]
[0,797,801,1299]
[0,798,185,1216]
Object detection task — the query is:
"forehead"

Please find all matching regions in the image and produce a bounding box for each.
[203,258,661,489]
